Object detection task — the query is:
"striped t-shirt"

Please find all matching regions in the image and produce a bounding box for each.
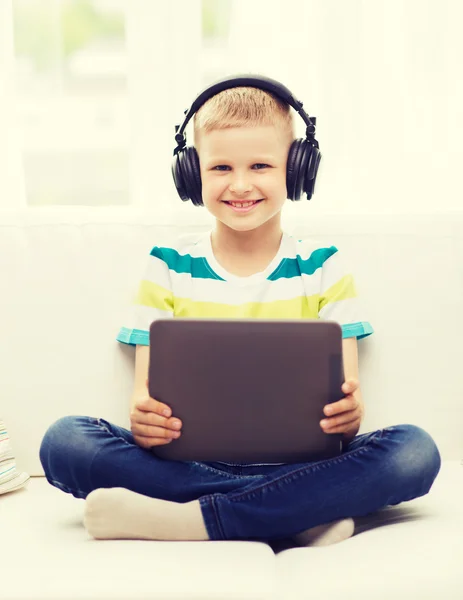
[116,229,374,346]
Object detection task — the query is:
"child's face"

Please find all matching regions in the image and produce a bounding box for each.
[197,124,290,234]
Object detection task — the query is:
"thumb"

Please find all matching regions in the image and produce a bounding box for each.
[343,379,358,393]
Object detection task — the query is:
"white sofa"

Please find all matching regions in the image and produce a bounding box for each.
[1,207,462,600]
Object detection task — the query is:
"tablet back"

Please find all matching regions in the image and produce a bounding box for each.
[149,319,344,464]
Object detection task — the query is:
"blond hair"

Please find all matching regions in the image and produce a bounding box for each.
[193,86,295,147]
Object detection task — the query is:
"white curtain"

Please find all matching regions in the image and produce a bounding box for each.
[0,0,26,211]
[124,0,202,214]
[1,0,462,214]
[225,0,463,215]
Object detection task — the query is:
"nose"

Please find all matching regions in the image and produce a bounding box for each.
[229,172,252,195]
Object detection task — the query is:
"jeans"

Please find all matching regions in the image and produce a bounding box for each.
[39,416,441,542]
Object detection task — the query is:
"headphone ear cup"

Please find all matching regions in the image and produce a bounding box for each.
[187,147,203,206]
[172,150,189,202]
[172,147,203,206]
[286,139,306,201]
[303,143,321,200]
[286,139,321,201]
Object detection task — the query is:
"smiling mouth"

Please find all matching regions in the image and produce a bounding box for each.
[223,199,263,207]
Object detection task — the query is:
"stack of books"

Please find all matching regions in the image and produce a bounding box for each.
[0,418,30,495]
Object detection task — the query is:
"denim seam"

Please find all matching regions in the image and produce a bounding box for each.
[96,418,135,449]
[88,418,106,490]
[192,461,261,480]
[225,433,383,504]
[200,495,227,540]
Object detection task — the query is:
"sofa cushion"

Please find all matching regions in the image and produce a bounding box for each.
[275,460,463,599]
[1,461,461,600]
[1,477,276,600]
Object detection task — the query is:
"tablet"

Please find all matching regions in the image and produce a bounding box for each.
[148,318,345,464]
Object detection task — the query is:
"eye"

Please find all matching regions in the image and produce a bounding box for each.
[211,164,270,171]
[211,163,270,171]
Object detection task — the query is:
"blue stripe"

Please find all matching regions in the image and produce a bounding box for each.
[151,247,225,281]
[0,466,15,476]
[116,327,149,347]
[342,321,374,340]
[151,245,338,281]
[269,246,338,280]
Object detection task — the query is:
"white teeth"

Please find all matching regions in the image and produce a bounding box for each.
[230,201,256,208]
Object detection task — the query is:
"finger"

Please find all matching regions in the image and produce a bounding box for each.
[135,435,173,449]
[323,417,360,434]
[342,379,359,394]
[132,423,181,439]
[324,397,357,416]
[321,408,361,430]
[132,410,167,428]
[136,396,172,418]
[131,413,182,438]
[138,411,182,430]
[342,379,358,393]
[322,417,360,433]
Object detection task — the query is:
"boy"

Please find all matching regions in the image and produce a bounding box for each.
[40,76,441,547]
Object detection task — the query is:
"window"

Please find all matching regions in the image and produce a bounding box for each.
[11,0,231,208]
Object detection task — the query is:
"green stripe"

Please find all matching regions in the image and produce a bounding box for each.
[151,245,338,281]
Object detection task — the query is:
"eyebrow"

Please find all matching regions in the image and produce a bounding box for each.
[204,156,277,166]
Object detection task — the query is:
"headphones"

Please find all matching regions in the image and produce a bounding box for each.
[172,74,322,206]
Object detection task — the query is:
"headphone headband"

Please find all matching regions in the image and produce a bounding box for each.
[173,74,317,155]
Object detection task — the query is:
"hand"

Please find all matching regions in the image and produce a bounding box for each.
[320,378,364,439]
[129,378,183,449]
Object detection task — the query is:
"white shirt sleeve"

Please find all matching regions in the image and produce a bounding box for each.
[116,246,174,346]
[318,247,374,340]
